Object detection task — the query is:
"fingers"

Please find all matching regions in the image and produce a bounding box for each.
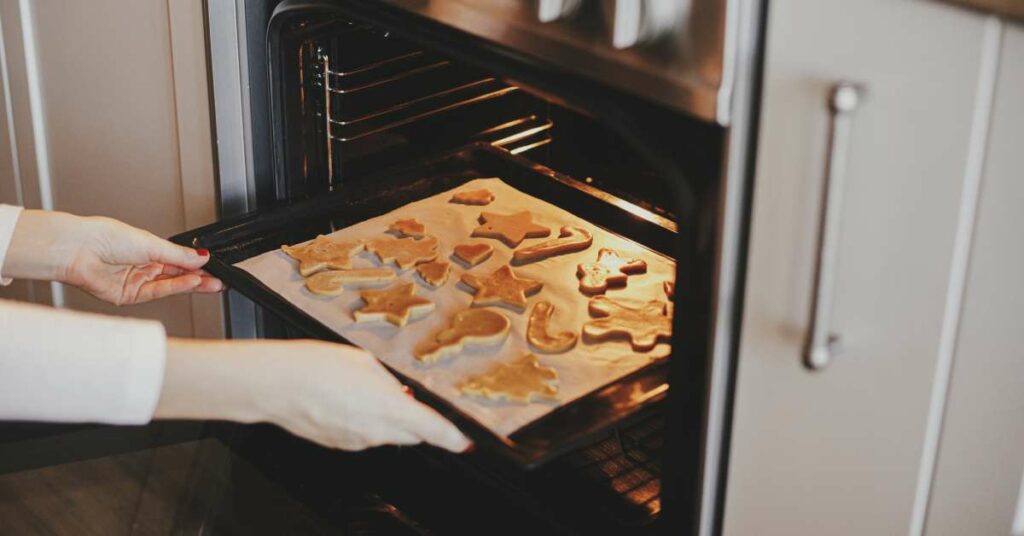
[134,274,203,303]
[148,235,210,271]
[395,398,472,453]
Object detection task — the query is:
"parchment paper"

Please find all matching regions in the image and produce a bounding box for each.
[235,178,675,437]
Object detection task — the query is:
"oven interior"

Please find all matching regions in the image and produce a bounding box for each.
[216,4,727,535]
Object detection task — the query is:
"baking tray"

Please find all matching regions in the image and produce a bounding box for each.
[171,143,677,468]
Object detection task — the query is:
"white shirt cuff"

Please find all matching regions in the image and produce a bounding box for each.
[0,205,23,286]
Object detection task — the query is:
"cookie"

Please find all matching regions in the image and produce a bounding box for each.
[512,225,593,264]
[366,235,439,270]
[353,282,435,327]
[450,188,495,205]
[471,211,550,248]
[304,268,396,295]
[458,353,559,403]
[527,301,578,353]
[453,243,493,267]
[414,308,511,364]
[576,248,648,294]
[389,218,426,238]
[416,261,451,288]
[281,235,365,276]
[664,280,675,299]
[583,295,671,352]
[460,264,543,312]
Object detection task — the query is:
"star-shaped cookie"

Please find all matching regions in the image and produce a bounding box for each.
[576,248,648,294]
[471,211,550,248]
[353,282,435,327]
[460,264,543,312]
[366,235,439,270]
[459,353,559,403]
[281,235,365,276]
[583,295,671,351]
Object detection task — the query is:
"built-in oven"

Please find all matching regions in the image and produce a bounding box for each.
[193,1,764,534]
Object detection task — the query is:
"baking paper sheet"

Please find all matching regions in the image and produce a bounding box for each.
[235,178,675,437]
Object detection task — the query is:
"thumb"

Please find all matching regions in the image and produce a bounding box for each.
[148,235,209,270]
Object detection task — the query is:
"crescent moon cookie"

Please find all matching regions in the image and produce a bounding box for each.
[366,235,440,270]
[512,225,593,264]
[576,248,648,294]
[416,260,451,288]
[453,242,493,267]
[281,235,365,276]
[460,264,543,312]
[389,218,426,238]
[458,353,559,404]
[304,268,396,295]
[414,308,511,364]
[583,295,671,352]
[353,282,435,327]
[527,301,578,353]
[450,188,495,205]
[471,211,550,248]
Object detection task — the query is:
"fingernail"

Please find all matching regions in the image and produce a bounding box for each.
[400,385,414,397]
[196,248,210,257]
[462,442,476,454]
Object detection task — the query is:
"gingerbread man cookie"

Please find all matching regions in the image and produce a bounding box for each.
[583,295,671,352]
[576,248,648,294]
[389,218,426,238]
[281,235,365,276]
[471,211,550,248]
[366,235,439,270]
[353,282,435,327]
[453,243,493,267]
[527,301,578,353]
[512,225,593,264]
[414,308,511,364]
[459,353,559,403]
[304,268,396,296]
[416,260,451,288]
[460,264,543,312]
[450,188,495,206]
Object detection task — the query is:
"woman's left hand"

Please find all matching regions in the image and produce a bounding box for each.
[3,209,223,305]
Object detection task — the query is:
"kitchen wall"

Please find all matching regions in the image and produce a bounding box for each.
[0,0,222,338]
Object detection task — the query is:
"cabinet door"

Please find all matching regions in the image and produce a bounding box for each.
[724,1,994,535]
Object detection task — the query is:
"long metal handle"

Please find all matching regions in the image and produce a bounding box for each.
[804,82,865,370]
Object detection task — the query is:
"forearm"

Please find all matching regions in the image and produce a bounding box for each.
[1,208,85,282]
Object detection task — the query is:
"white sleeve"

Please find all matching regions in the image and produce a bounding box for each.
[0,299,167,425]
[0,204,23,286]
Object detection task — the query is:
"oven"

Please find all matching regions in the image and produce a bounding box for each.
[192,1,764,534]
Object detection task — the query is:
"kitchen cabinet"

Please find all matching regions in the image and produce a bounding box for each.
[922,23,1024,536]
[724,1,999,535]
[0,0,221,338]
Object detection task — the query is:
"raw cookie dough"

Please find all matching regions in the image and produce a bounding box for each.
[389,218,426,238]
[304,268,396,295]
[526,301,578,353]
[582,295,671,352]
[461,264,543,312]
[416,260,451,288]
[576,248,648,294]
[281,235,365,276]
[512,225,593,264]
[453,243,494,267]
[459,353,559,403]
[366,235,440,270]
[414,308,511,364]
[471,211,550,248]
[353,282,435,327]
[450,188,495,205]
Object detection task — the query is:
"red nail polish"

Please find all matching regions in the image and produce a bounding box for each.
[196,248,210,257]
[463,443,476,454]
[400,385,414,397]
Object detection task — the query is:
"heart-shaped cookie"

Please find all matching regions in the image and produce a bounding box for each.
[453,242,493,267]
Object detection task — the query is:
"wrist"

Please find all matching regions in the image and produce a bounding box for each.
[2,209,89,282]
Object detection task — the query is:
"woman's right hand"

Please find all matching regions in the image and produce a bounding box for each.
[157,338,471,453]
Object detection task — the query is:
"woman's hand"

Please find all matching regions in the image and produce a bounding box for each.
[2,209,222,304]
[157,339,471,453]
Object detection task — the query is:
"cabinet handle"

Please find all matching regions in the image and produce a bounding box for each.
[804,82,865,370]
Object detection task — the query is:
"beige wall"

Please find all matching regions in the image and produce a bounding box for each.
[0,0,221,338]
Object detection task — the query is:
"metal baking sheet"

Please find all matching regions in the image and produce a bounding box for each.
[171,143,678,468]
[234,178,674,438]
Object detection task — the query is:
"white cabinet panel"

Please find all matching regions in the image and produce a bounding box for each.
[724,1,990,535]
[924,22,1024,536]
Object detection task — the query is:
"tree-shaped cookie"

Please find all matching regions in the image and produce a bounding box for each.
[353,282,435,327]
[389,218,426,238]
[366,235,439,270]
[304,268,395,296]
[471,211,550,247]
[414,308,511,364]
[458,353,559,403]
[281,235,365,276]
[416,261,451,288]
[527,301,578,353]
[512,226,593,264]
[576,248,647,294]
[460,264,543,312]
[583,295,671,351]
